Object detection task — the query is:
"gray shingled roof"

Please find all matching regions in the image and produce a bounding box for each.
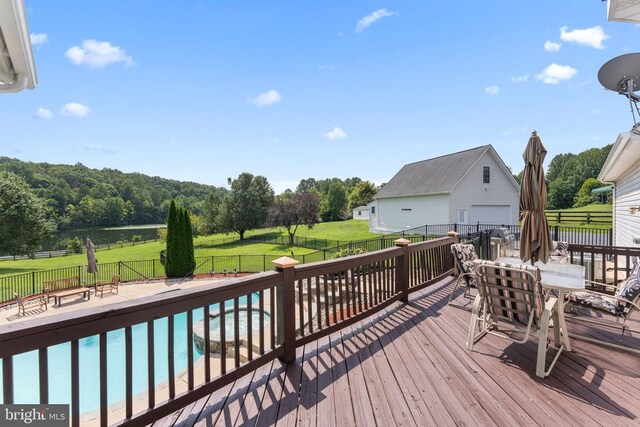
[376,145,491,198]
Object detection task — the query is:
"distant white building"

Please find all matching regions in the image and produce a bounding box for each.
[598,132,640,249]
[352,205,369,220]
[369,145,520,233]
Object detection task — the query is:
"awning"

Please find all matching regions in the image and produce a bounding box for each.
[591,185,613,194]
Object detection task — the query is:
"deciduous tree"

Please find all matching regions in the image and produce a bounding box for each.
[267,192,321,244]
[348,181,377,211]
[218,173,274,239]
[319,182,347,222]
[0,172,55,256]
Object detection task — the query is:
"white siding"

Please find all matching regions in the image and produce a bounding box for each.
[370,194,449,233]
[448,151,520,225]
[470,205,512,225]
[368,200,379,232]
[614,165,640,249]
[352,208,369,220]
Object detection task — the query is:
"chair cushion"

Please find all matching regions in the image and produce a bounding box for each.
[614,260,640,314]
[451,243,478,287]
[550,241,569,257]
[568,292,619,315]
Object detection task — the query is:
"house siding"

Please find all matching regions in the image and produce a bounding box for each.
[448,151,520,225]
[369,195,449,233]
[614,166,640,249]
[352,208,369,220]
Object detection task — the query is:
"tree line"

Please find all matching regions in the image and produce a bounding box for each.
[0,157,227,229]
[0,157,380,255]
[198,173,380,243]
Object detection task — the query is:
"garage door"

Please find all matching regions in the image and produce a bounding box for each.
[470,205,512,225]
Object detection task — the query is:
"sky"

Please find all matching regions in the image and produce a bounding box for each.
[3,1,639,193]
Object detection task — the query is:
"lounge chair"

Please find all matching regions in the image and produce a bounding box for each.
[14,292,47,316]
[467,259,569,378]
[448,243,478,305]
[95,275,120,298]
[566,260,640,353]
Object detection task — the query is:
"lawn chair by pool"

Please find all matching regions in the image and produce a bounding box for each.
[468,259,568,378]
[14,292,47,316]
[566,260,640,353]
[95,275,120,298]
[448,243,478,305]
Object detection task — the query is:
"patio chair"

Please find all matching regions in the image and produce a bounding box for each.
[14,292,47,316]
[95,275,120,298]
[467,259,569,378]
[566,260,640,353]
[448,243,478,305]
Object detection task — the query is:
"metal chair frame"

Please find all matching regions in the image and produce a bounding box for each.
[468,261,569,378]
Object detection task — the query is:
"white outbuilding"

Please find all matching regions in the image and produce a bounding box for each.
[352,206,369,220]
[369,145,520,233]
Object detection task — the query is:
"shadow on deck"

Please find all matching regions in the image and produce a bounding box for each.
[155,277,640,427]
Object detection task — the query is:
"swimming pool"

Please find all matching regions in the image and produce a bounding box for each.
[0,294,260,413]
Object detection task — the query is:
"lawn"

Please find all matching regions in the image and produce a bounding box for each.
[0,220,377,278]
[545,204,612,229]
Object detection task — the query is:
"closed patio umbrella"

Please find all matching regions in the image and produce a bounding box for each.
[87,238,98,274]
[519,131,553,264]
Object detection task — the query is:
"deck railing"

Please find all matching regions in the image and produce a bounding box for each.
[568,244,640,287]
[0,236,456,427]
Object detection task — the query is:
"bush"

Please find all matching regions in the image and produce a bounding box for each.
[132,235,142,243]
[332,246,366,259]
[66,237,83,254]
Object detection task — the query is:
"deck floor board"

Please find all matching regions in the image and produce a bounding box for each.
[157,277,640,427]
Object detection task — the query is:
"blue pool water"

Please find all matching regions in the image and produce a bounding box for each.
[0,295,260,413]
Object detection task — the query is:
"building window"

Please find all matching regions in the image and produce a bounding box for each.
[371,206,375,214]
[458,209,468,224]
[483,166,490,184]
[401,208,412,211]
[358,211,361,216]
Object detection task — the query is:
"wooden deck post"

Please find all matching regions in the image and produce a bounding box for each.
[273,256,299,363]
[395,239,410,303]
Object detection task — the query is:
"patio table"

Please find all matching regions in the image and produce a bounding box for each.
[496,257,585,351]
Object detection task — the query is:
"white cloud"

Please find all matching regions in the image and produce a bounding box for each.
[484,86,500,96]
[559,26,609,49]
[30,33,48,45]
[35,107,53,119]
[355,8,396,33]
[61,102,92,117]
[65,39,134,68]
[249,89,282,106]
[511,74,529,83]
[535,64,577,84]
[323,127,347,140]
[544,40,561,52]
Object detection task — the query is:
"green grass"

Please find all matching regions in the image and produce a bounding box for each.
[545,203,612,229]
[0,220,376,278]
[548,204,612,213]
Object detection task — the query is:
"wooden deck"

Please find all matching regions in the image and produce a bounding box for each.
[154,277,640,427]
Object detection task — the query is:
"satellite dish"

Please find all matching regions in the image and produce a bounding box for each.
[598,53,640,130]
